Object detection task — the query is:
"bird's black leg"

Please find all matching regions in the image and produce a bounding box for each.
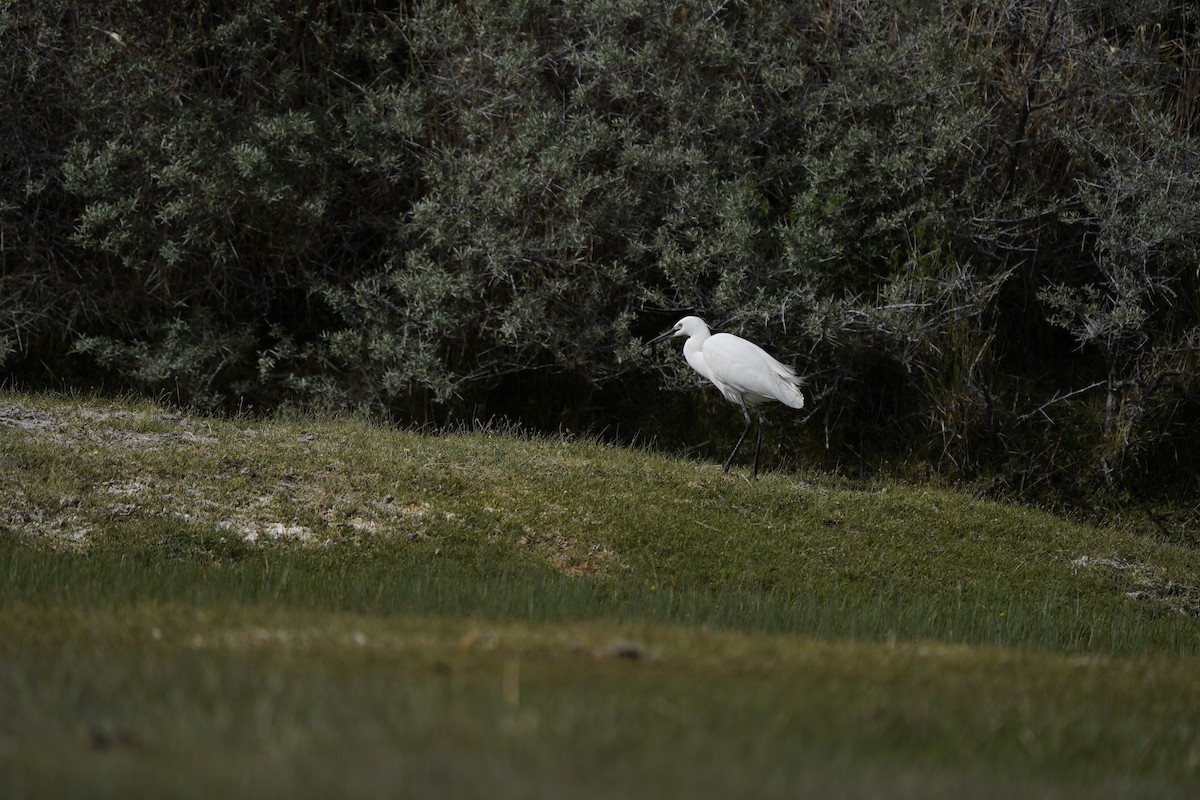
[751,409,765,479]
[724,400,753,473]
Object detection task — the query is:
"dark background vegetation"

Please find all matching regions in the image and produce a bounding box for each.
[2,0,1198,519]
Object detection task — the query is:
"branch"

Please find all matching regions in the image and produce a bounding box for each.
[1017,380,1105,423]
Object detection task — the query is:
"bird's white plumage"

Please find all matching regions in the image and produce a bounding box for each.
[672,316,804,409]
[701,333,805,409]
[646,315,805,478]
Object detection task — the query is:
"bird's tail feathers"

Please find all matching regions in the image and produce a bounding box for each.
[779,383,805,409]
[774,369,805,409]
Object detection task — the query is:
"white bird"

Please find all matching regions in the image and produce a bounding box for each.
[645,316,805,479]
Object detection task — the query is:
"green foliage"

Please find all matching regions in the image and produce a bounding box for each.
[1038,108,1200,487]
[1,0,1198,506]
[71,317,258,410]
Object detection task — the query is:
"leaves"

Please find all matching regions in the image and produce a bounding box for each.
[1,0,1198,501]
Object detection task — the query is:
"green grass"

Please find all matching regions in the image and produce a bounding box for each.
[2,392,1199,798]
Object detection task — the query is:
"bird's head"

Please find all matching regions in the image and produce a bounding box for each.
[643,316,709,350]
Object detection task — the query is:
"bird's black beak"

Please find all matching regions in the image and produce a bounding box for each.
[643,328,676,352]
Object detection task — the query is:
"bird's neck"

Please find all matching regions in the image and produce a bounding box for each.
[682,333,712,381]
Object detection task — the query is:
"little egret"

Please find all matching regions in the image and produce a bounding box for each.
[645,316,804,478]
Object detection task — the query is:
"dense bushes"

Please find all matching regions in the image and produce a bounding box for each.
[2,0,1198,507]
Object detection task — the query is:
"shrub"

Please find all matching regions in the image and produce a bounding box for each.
[1,0,1197,509]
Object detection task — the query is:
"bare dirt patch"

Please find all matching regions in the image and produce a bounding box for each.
[1072,554,1200,616]
[2,398,627,576]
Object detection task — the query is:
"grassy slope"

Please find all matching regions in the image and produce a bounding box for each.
[2,392,1199,798]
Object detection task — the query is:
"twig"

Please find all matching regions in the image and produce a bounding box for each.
[1018,380,1105,423]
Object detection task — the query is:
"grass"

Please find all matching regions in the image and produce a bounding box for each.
[2,391,1199,798]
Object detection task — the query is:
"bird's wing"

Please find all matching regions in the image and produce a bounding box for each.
[703,334,805,408]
